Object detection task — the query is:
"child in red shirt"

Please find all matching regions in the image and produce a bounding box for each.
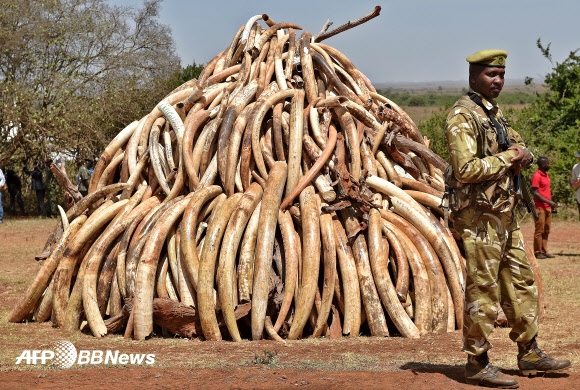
[530,157,557,258]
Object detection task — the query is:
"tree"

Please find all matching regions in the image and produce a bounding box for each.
[167,62,205,92]
[515,39,580,205]
[0,0,181,168]
[418,107,450,163]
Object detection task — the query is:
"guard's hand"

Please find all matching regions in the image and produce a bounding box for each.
[508,145,532,169]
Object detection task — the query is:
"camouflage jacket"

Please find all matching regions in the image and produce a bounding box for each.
[444,90,531,214]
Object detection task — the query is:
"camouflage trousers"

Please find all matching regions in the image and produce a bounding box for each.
[453,207,539,356]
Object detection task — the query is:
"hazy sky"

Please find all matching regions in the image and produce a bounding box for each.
[120,0,580,85]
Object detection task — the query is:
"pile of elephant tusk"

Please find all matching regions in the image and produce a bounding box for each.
[9,11,469,342]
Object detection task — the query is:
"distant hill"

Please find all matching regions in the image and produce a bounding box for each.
[372,79,544,94]
[373,80,465,90]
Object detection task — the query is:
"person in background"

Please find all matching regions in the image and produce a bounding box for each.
[23,161,46,216]
[86,158,95,176]
[444,49,570,388]
[6,169,25,215]
[531,157,557,259]
[76,156,90,197]
[0,168,5,223]
[571,149,580,222]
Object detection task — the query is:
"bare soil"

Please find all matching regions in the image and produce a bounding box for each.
[0,217,579,389]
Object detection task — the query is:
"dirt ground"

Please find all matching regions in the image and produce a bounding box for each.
[0,217,579,389]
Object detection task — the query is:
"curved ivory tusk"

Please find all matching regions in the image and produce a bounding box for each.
[251,161,287,340]
[180,185,223,293]
[237,201,262,302]
[83,186,149,337]
[368,203,420,338]
[332,217,362,337]
[381,208,448,334]
[65,183,127,221]
[127,115,148,176]
[57,205,68,231]
[115,195,160,298]
[341,207,389,337]
[125,197,183,298]
[372,121,392,156]
[217,183,263,341]
[250,89,295,180]
[403,190,443,215]
[158,100,185,140]
[285,89,305,198]
[253,22,302,53]
[381,219,410,301]
[297,32,317,104]
[381,219,432,335]
[133,194,194,340]
[121,153,149,200]
[197,192,243,341]
[287,186,321,340]
[89,120,138,194]
[241,15,263,47]
[59,200,129,331]
[218,81,258,188]
[225,103,255,197]
[280,124,337,210]
[360,140,378,176]
[265,316,286,343]
[334,106,362,181]
[387,196,464,331]
[366,175,428,217]
[272,209,299,331]
[97,151,125,190]
[399,176,444,198]
[311,212,337,337]
[149,118,171,196]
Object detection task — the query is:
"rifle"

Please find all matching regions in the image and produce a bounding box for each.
[514,173,539,220]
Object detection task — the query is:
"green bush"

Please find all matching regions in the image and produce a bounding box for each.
[512,40,580,205]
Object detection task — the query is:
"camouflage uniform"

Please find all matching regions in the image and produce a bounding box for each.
[445,90,538,357]
[77,164,90,197]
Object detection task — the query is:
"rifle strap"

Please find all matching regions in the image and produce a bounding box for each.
[468,92,509,151]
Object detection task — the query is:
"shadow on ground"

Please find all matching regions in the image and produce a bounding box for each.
[400,362,465,384]
[399,361,570,387]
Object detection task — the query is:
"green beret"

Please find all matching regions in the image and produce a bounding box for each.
[466,49,508,67]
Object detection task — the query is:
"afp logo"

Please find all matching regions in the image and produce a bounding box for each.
[15,340,77,369]
[15,340,155,369]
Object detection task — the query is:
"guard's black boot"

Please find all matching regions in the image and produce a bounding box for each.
[465,352,519,388]
[517,337,571,376]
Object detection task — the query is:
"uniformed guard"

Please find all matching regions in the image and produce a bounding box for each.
[444,49,571,388]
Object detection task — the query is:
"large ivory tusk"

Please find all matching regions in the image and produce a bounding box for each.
[197,192,243,341]
[287,186,321,340]
[251,161,287,340]
[285,89,305,198]
[381,219,432,335]
[217,183,263,341]
[133,194,194,340]
[311,212,337,337]
[332,218,361,337]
